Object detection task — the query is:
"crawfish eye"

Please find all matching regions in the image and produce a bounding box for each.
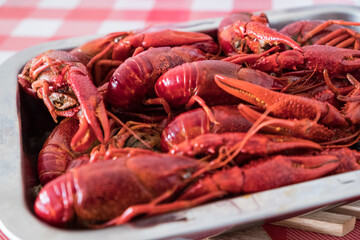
[234,40,242,50]
[182,171,192,179]
[114,34,128,43]
[49,92,78,110]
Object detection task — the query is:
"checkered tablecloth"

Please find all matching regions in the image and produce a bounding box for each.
[1,0,360,239]
[0,0,358,64]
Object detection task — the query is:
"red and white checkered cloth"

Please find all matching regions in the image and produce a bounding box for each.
[0,0,358,64]
[1,0,360,239]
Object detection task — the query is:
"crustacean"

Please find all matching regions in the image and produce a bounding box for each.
[18,11,360,231]
[214,74,360,146]
[145,60,287,117]
[107,46,214,112]
[34,148,343,227]
[18,50,110,152]
[70,29,219,85]
[217,12,301,54]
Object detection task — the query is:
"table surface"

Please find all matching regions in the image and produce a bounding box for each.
[2,0,360,239]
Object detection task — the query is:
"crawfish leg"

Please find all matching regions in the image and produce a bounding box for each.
[301,20,360,46]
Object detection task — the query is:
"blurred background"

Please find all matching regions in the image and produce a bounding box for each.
[0,0,358,64]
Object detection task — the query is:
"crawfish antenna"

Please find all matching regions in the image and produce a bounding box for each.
[106,111,152,150]
[207,103,279,170]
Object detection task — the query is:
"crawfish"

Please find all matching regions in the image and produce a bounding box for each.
[34,149,339,227]
[39,115,163,182]
[218,12,301,55]
[215,74,348,128]
[147,60,287,113]
[34,151,203,226]
[37,118,97,185]
[161,105,253,152]
[109,146,360,226]
[70,29,218,85]
[107,46,212,111]
[170,132,322,165]
[214,75,360,147]
[226,45,360,77]
[18,50,110,151]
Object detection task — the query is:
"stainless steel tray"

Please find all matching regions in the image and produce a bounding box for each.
[2,4,360,240]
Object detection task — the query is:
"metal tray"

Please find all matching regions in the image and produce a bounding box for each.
[2,4,360,240]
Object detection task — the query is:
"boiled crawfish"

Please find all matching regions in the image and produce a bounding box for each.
[160,105,253,152]
[38,115,163,185]
[70,29,219,85]
[218,12,301,55]
[28,12,360,231]
[214,75,360,146]
[107,46,213,111]
[170,132,322,164]
[226,44,360,77]
[34,148,341,227]
[18,50,110,151]
[37,118,97,185]
[147,60,287,114]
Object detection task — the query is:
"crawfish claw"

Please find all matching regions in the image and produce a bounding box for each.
[68,64,110,147]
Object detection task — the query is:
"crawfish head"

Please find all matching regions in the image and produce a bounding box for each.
[19,50,110,151]
[217,12,270,55]
[232,20,302,54]
[18,50,80,98]
[18,50,83,119]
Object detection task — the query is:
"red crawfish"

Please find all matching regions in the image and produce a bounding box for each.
[104,147,359,226]
[170,132,322,164]
[107,46,213,111]
[217,12,302,55]
[236,104,339,143]
[37,118,97,186]
[34,151,202,226]
[18,50,110,151]
[146,60,287,113]
[34,149,340,227]
[70,29,219,85]
[279,19,360,48]
[214,75,360,146]
[226,45,360,76]
[160,105,253,152]
[214,74,348,128]
[38,117,163,185]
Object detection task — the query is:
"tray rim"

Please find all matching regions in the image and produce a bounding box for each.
[1,4,360,240]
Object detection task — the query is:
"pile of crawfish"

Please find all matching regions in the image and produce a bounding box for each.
[18,12,360,228]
